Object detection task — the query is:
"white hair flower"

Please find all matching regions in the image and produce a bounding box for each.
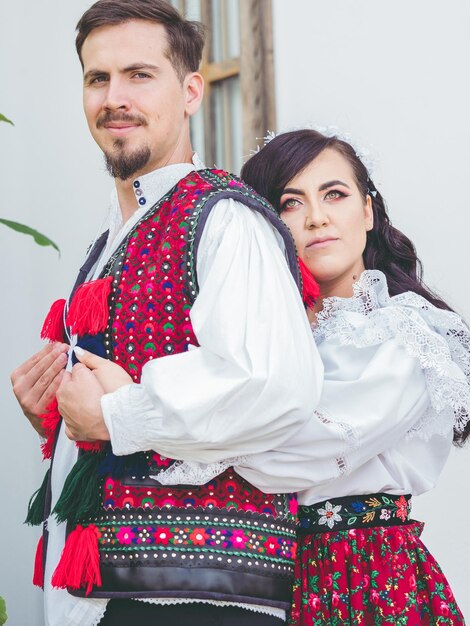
[261,124,377,177]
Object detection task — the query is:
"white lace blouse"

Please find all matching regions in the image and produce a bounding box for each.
[235,270,470,505]
[154,270,470,507]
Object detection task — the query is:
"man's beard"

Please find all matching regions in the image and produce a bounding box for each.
[104,140,151,181]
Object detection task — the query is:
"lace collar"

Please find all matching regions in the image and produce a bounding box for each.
[314,270,390,329]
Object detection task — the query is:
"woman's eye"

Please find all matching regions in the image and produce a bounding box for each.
[324,190,345,200]
[281,198,301,211]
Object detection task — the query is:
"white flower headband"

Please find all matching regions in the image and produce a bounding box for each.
[257,124,377,181]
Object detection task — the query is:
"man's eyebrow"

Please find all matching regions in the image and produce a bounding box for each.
[318,179,350,191]
[122,63,160,73]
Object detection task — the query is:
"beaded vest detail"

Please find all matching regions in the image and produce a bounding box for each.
[59,170,300,609]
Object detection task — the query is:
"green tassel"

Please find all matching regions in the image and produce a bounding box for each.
[53,451,105,525]
[25,468,50,526]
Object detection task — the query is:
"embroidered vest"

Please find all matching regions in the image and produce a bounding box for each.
[35,170,302,610]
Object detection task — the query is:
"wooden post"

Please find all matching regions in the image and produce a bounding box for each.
[239,0,276,159]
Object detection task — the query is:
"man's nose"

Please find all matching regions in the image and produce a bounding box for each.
[103,78,131,111]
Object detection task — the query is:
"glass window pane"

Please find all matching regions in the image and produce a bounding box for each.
[168,0,183,11]
[211,0,240,62]
[210,0,223,62]
[169,1,200,19]
[190,107,206,165]
[211,75,242,173]
[184,0,202,21]
[226,0,240,58]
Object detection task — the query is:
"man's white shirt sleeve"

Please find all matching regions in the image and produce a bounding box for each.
[101,198,323,463]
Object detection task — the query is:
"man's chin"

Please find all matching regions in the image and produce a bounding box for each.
[104,146,152,181]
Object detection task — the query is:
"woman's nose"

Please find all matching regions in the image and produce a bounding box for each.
[305,203,329,229]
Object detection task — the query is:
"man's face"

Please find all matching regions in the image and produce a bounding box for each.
[81,20,197,180]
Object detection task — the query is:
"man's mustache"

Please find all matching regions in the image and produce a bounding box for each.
[96,112,148,128]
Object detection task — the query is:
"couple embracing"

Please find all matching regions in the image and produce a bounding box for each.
[11,1,468,624]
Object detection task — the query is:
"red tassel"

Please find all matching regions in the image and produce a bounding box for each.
[40,299,66,342]
[76,440,106,453]
[40,399,60,436]
[299,257,321,308]
[65,277,113,336]
[33,535,44,588]
[39,399,61,460]
[51,524,102,596]
[40,437,55,461]
[38,399,105,455]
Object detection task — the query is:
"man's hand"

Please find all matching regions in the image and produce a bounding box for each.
[11,343,69,436]
[57,347,132,442]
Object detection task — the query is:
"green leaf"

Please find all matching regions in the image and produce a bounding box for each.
[0,596,7,626]
[0,218,60,254]
[347,516,357,525]
[0,113,14,126]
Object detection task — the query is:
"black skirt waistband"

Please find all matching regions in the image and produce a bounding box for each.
[298,493,412,534]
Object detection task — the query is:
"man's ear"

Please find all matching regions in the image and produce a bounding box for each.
[365,194,374,231]
[184,72,204,117]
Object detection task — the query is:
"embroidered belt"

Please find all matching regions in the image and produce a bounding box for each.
[298,492,412,534]
[70,504,297,608]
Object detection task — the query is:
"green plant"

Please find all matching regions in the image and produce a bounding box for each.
[0,113,13,125]
[1,113,60,253]
[0,596,6,625]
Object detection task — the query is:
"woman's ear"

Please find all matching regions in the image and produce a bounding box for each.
[365,194,374,231]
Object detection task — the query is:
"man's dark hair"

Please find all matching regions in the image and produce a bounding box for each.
[76,0,205,82]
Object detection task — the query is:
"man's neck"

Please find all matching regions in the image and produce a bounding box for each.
[115,149,194,223]
[115,181,141,223]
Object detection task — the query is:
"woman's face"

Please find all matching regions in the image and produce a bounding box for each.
[279,148,373,295]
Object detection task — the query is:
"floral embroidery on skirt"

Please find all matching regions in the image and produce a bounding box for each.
[289,522,465,625]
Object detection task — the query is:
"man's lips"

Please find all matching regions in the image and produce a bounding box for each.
[306,237,338,249]
[103,123,141,136]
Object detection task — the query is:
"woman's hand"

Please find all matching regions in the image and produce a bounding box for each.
[57,347,133,442]
[73,346,133,393]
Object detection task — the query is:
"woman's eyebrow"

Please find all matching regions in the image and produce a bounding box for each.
[281,188,305,196]
[318,179,350,191]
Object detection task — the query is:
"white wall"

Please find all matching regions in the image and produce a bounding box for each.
[273,0,470,618]
[0,2,108,624]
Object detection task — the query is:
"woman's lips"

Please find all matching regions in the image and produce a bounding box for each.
[307,238,338,249]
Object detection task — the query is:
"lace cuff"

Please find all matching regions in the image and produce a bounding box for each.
[153,458,248,486]
[101,383,164,456]
[314,270,470,440]
[314,409,360,476]
[102,386,247,483]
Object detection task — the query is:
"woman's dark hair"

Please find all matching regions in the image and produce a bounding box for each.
[241,129,469,444]
[76,0,205,82]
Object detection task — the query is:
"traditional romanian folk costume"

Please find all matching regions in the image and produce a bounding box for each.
[28,158,322,626]
[234,270,469,625]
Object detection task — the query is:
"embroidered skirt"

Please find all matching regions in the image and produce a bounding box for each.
[289,495,465,625]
